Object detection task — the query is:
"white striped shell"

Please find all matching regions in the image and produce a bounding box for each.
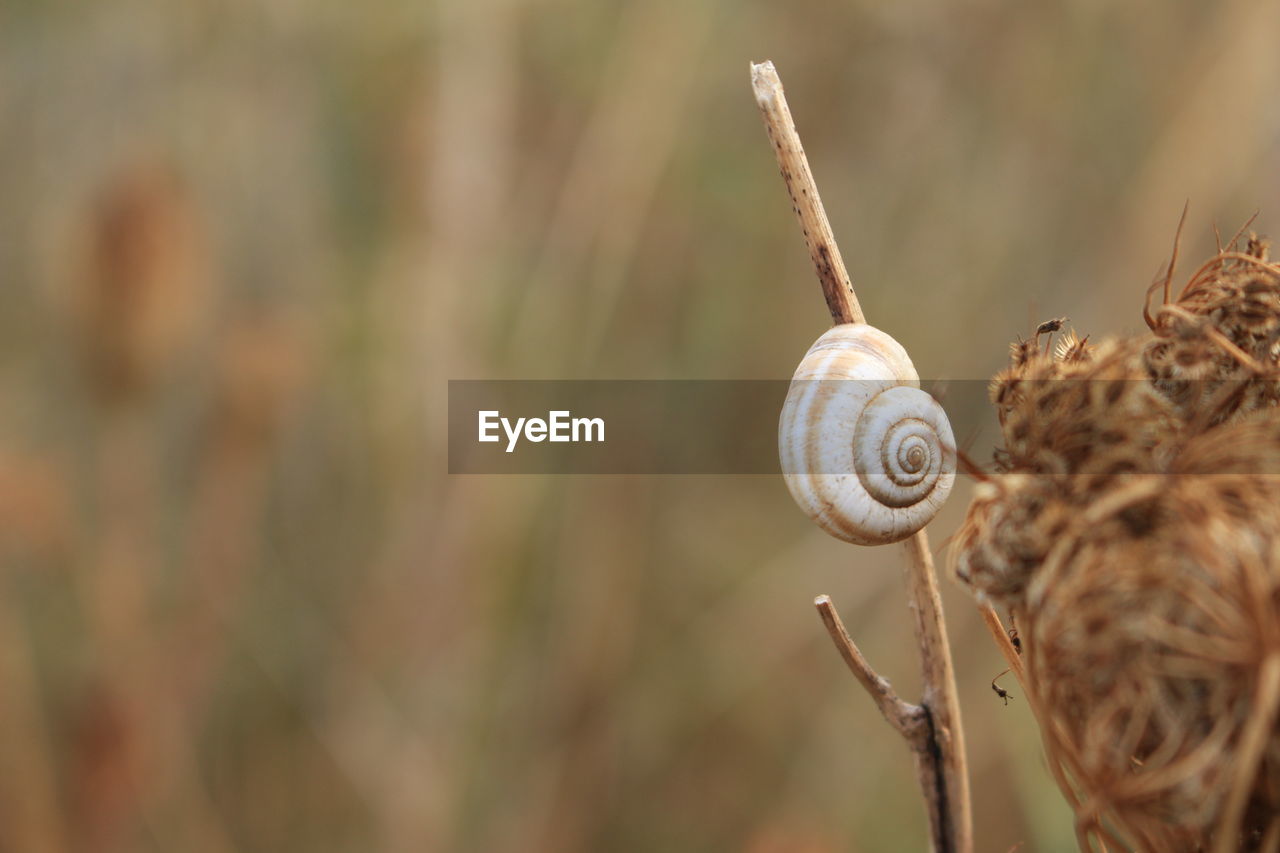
[779,324,956,545]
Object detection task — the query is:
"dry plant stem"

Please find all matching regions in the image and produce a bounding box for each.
[978,604,1024,684]
[1162,201,1189,306]
[980,604,1094,841]
[817,594,953,841]
[899,534,972,853]
[816,595,927,740]
[752,60,971,853]
[750,61,864,327]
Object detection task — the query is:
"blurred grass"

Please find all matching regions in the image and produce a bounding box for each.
[1,0,1278,850]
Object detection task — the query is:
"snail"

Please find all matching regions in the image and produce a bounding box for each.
[779,324,956,545]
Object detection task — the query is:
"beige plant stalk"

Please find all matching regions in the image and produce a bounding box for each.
[750,60,972,853]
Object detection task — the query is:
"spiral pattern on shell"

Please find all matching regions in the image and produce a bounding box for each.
[779,324,955,545]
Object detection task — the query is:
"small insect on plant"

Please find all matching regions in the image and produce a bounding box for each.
[1034,316,1068,355]
[991,670,1013,706]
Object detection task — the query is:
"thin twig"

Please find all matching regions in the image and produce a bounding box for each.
[1162,200,1190,306]
[979,604,1024,684]
[817,594,959,845]
[815,595,927,740]
[900,531,972,853]
[750,61,864,326]
[752,59,972,853]
[978,603,1073,803]
[1226,210,1261,254]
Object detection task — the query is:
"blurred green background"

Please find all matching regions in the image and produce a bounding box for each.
[2,0,1278,850]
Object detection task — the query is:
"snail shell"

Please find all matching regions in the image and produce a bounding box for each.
[779,324,956,545]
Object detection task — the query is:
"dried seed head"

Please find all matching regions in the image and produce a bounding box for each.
[1144,252,1280,427]
[955,237,1280,847]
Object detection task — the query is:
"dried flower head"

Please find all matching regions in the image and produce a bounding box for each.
[955,235,1280,849]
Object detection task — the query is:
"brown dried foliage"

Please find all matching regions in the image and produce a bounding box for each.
[954,234,1280,850]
